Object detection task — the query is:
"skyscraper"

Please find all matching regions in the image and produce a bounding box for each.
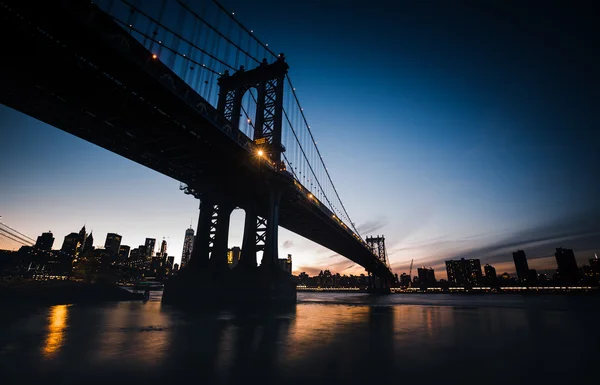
[484,264,497,286]
[61,232,81,256]
[78,225,87,255]
[118,245,131,260]
[554,247,579,283]
[159,239,167,257]
[417,267,436,287]
[145,238,156,261]
[82,231,94,255]
[445,258,482,286]
[512,250,529,283]
[35,232,54,251]
[104,233,122,257]
[180,228,194,268]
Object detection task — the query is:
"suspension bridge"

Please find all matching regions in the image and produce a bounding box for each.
[0,0,394,301]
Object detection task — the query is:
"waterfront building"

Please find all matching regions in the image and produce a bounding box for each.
[278,254,292,275]
[104,233,122,257]
[118,245,131,260]
[180,228,194,268]
[512,250,529,283]
[35,232,54,251]
[555,248,579,283]
[61,232,81,257]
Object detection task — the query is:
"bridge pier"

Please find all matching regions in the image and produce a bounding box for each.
[261,186,282,268]
[239,206,259,268]
[187,199,216,270]
[211,203,235,270]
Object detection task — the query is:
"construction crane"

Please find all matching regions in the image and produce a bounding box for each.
[408,259,414,288]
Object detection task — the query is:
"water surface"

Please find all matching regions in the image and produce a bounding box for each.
[1,292,598,384]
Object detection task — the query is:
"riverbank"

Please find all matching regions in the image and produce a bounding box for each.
[0,280,145,305]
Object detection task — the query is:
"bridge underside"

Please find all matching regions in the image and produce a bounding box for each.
[0,0,394,282]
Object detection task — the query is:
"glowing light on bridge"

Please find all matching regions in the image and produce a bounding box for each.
[152,54,157,59]
[257,149,264,157]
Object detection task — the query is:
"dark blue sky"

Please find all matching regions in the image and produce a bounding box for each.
[1,0,598,276]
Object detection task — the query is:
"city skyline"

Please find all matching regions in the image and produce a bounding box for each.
[1,0,598,277]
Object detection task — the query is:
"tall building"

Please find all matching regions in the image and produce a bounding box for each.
[278,254,292,275]
[180,228,195,268]
[512,250,529,283]
[484,264,497,286]
[35,232,54,251]
[227,246,241,268]
[61,232,81,256]
[554,248,579,283]
[160,239,167,256]
[78,225,87,255]
[399,273,411,287]
[130,247,140,261]
[82,231,94,255]
[417,267,436,287]
[145,238,156,261]
[104,233,122,257]
[445,258,482,286]
[118,245,131,260]
[590,255,600,278]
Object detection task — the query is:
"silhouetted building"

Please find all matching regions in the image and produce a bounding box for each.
[82,231,94,255]
[555,248,579,283]
[173,263,179,273]
[512,250,529,283]
[61,233,81,257]
[446,258,482,286]
[227,246,241,268]
[104,233,122,257]
[417,267,436,287]
[78,225,87,255]
[180,228,194,268]
[484,264,497,286]
[119,245,130,260]
[145,238,156,261]
[399,273,411,287]
[166,256,174,270]
[527,269,538,284]
[160,239,167,256]
[278,254,292,275]
[130,247,141,261]
[35,232,54,251]
[138,245,148,261]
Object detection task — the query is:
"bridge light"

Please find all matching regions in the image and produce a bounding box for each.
[308,193,313,199]
[257,149,264,157]
[152,54,157,59]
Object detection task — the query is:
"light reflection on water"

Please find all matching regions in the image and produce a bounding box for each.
[1,292,598,385]
[42,304,69,359]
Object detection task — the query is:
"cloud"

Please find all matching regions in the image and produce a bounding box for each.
[294,266,323,276]
[357,217,389,235]
[283,240,293,248]
[411,206,600,271]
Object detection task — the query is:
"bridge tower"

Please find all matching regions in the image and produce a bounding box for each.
[184,56,289,274]
[366,235,393,290]
[217,55,289,269]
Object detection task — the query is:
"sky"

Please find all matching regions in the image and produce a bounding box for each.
[1,0,599,278]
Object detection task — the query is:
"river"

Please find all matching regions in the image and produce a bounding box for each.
[1,292,598,384]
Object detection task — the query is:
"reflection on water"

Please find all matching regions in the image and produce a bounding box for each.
[1,293,599,385]
[42,304,69,359]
